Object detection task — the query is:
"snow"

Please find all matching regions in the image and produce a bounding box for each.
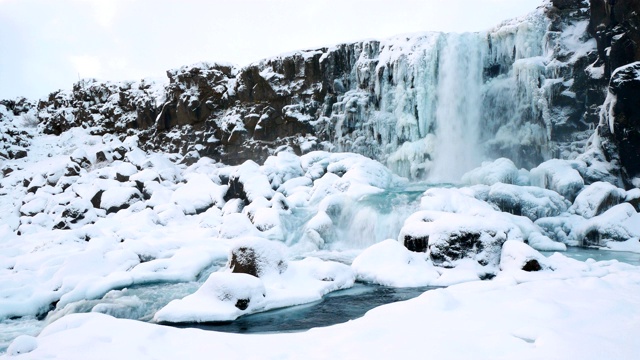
[530,159,585,201]
[171,173,226,215]
[570,181,626,219]
[9,258,640,359]
[461,158,527,186]
[352,239,439,287]
[3,3,640,355]
[155,242,354,323]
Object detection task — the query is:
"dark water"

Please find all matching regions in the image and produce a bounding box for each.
[541,247,640,266]
[171,283,439,334]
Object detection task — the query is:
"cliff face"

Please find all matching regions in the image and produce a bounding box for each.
[583,0,640,184]
[9,0,640,184]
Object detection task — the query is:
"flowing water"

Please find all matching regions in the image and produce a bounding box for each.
[172,283,440,334]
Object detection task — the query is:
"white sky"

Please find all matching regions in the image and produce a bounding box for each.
[0,0,544,100]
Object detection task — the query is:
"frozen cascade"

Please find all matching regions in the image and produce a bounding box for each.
[327,9,551,181]
[430,33,486,182]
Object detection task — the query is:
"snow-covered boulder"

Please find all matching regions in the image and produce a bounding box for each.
[399,211,514,268]
[530,159,584,201]
[70,148,91,169]
[113,162,138,182]
[224,161,274,203]
[262,151,304,189]
[6,335,38,356]
[53,198,98,230]
[154,272,267,323]
[570,181,626,219]
[574,203,640,246]
[99,187,143,214]
[171,173,226,215]
[527,232,567,252]
[228,237,288,278]
[352,239,439,287]
[482,183,570,221]
[461,158,528,186]
[500,240,550,272]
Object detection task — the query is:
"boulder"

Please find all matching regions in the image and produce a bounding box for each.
[399,211,514,268]
[228,237,288,278]
[571,181,627,218]
[70,149,91,169]
[483,183,570,221]
[500,240,550,272]
[429,229,507,268]
[530,159,585,201]
[99,187,142,214]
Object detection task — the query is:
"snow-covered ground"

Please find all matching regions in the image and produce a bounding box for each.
[6,259,640,359]
[2,103,640,358]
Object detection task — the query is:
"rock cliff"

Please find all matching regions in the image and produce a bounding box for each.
[4,0,640,185]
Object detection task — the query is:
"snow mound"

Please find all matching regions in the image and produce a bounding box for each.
[570,181,626,219]
[461,158,528,186]
[530,159,584,201]
[154,272,266,323]
[352,239,440,287]
[482,183,570,221]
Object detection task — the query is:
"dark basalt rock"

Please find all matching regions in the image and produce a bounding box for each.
[64,163,81,177]
[235,299,250,310]
[90,190,104,209]
[224,175,248,204]
[522,259,543,272]
[429,230,507,268]
[95,151,108,163]
[403,235,428,253]
[229,245,287,278]
[230,247,260,278]
[608,63,640,178]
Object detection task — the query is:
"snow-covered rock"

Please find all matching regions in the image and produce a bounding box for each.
[352,239,439,287]
[399,211,515,269]
[500,240,550,272]
[461,158,528,186]
[530,159,584,201]
[570,181,626,218]
[171,173,226,215]
[481,183,570,221]
[228,237,288,278]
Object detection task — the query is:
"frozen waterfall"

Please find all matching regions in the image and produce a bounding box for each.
[327,9,550,181]
[430,33,486,182]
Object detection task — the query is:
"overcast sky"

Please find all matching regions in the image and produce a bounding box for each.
[0,0,543,100]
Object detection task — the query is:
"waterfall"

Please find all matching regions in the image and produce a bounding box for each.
[429,33,486,182]
[326,9,550,181]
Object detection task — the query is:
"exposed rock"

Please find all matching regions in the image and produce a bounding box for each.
[429,229,507,268]
[228,238,288,278]
[403,235,428,253]
[606,63,640,178]
[522,259,543,272]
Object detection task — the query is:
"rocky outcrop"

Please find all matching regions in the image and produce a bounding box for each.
[37,79,160,136]
[595,62,640,180]
[588,0,640,75]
